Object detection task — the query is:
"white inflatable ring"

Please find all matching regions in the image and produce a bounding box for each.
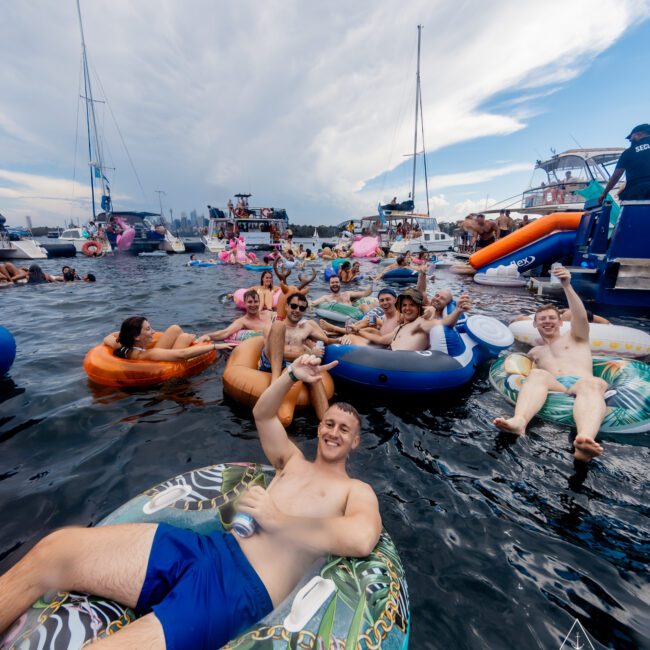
[509,319,650,359]
[474,273,527,287]
[466,315,514,349]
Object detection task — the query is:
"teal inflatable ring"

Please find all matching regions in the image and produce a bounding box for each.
[490,354,650,434]
[2,463,410,649]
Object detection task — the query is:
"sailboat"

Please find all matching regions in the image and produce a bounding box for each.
[381,25,454,254]
[74,0,164,254]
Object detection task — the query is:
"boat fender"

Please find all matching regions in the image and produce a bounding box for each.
[464,315,514,356]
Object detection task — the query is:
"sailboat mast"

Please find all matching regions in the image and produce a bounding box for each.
[411,24,423,205]
[76,0,107,218]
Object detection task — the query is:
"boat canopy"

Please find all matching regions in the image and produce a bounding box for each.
[535,148,623,173]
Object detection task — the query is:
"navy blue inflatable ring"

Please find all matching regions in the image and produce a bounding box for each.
[0,326,16,376]
[323,315,513,393]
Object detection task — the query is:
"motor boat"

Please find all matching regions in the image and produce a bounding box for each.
[0,215,47,260]
[58,227,111,254]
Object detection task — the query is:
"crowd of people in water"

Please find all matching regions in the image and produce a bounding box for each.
[0,254,619,648]
[0,262,96,286]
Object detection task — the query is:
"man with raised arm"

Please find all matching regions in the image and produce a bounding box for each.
[0,356,381,650]
[204,289,272,341]
[311,275,373,306]
[494,266,606,462]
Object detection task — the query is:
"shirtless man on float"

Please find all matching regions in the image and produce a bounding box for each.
[321,288,401,345]
[360,288,470,351]
[0,356,381,649]
[494,266,606,462]
[311,276,373,307]
[204,289,273,342]
[261,292,336,418]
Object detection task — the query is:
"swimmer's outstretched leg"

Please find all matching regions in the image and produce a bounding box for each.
[571,377,607,462]
[493,369,565,435]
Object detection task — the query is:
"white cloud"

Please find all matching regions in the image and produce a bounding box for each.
[0,0,648,226]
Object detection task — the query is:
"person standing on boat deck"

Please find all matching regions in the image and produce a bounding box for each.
[227,198,234,217]
[0,355,381,649]
[598,124,650,203]
[496,210,514,239]
[494,266,606,463]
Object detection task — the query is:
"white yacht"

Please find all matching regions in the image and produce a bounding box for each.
[58,227,111,254]
[0,217,47,260]
[203,195,289,252]
[516,148,625,215]
[157,227,185,253]
[387,216,455,254]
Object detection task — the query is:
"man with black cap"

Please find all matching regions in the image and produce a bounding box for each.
[598,123,650,203]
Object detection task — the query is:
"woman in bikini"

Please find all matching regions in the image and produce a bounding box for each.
[103,316,233,361]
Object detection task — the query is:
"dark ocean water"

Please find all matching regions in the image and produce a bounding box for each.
[1,253,649,649]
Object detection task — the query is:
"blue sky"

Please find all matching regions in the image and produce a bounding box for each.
[0,0,648,227]
[360,16,650,221]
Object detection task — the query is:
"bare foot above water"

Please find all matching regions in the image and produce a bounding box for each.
[493,416,527,436]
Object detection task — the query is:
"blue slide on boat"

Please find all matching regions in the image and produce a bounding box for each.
[477,231,577,274]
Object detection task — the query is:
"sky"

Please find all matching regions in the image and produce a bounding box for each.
[1,0,649,228]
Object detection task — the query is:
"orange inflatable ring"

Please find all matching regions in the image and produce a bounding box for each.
[261,207,272,218]
[450,264,476,275]
[83,333,217,387]
[223,337,334,427]
[82,240,102,256]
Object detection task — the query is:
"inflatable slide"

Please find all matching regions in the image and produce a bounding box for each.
[470,212,582,273]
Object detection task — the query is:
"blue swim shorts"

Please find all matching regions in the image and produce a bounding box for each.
[555,375,580,391]
[136,523,273,650]
[258,348,289,373]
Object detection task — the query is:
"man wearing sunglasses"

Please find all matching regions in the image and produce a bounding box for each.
[259,292,334,417]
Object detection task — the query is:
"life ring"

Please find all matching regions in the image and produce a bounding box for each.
[2,463,410,649]
[83,333,217,387]
[235,207,247,217]
[223,337,334,426]
[82,240,102,256]
[490,353,650,434]
[261,207,272,218]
